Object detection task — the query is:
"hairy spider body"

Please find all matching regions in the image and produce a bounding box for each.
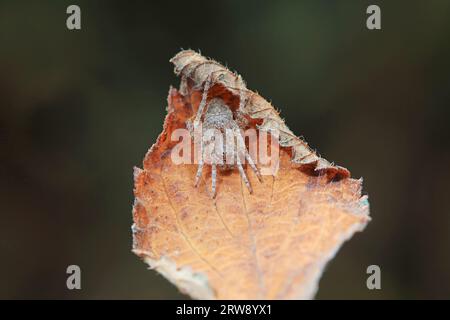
[171,50,351,184]
[188,82,262,198]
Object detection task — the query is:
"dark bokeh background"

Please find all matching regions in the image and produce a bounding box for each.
[1,0,449,299]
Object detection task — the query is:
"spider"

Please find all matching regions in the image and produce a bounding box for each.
[187,75,262,198]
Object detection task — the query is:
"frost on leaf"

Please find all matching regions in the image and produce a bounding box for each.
[132,51,370,299]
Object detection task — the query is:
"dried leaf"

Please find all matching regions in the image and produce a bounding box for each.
[170,50,350,178]
[132,51,370,299]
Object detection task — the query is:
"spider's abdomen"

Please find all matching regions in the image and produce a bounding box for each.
[204,98,233,127]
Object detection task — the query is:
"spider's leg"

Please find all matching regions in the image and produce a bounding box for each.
[245,151,262,182]
[194,148,204,187]
[211,164,217,198]
[194,162,203,187]
[235,139,253,194]
[193,74,213,129]
[179,75,188,96]
[235,130,262,182]
[237,161,253,194]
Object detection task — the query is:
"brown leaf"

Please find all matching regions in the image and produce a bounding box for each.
[132,52,370,300]
[170,50,350,178]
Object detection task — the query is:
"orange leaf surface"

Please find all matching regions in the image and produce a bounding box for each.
[132,52,370,300]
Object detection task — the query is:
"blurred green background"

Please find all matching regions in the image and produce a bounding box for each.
[1,0,450,299]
